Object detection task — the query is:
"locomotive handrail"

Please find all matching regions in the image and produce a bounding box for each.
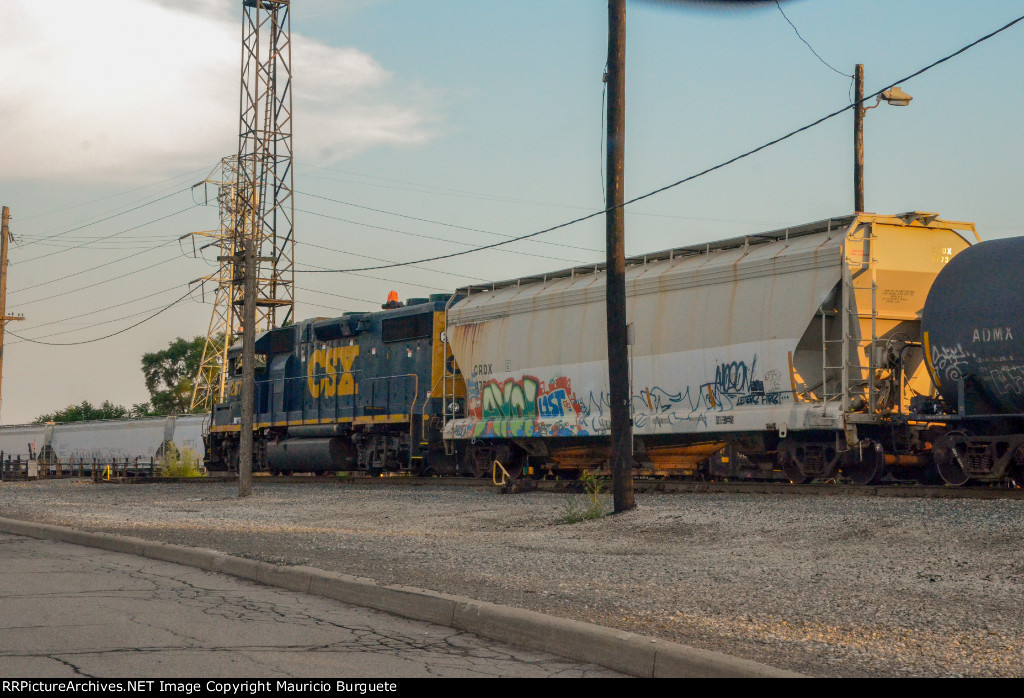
[423,373,447,445]
[405,373,420,444]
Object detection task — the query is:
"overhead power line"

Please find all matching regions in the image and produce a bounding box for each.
[8,288,196,347]
[13,282,187,334]
[300,165,781,226]
[297,239,490,282]
[10,298,191,344]
[774,0,851,78]
[298,192,602,255]
[296,263,451,293]
[296,286,376,306]
[295,207,583,265]
[14,254,184,307]
[296,12,1024,275]
[10,239,179,296]
[13,167,209,224]
[15,188,193,250]
[16,205,199,266]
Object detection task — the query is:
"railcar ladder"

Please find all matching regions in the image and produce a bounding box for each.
[822,222,878,413]
[440,298,460,455]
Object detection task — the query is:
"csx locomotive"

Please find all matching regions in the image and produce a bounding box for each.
[205,211,1024,486]
[205,295,464,475]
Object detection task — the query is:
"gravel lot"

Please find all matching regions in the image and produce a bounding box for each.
[1,478,1021,677]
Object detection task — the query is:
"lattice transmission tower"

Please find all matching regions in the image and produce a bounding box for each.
[189,0,295,411]
[188,157,241,411]
[235,0,295,331]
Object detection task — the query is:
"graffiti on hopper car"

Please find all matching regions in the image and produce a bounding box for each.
[458,354,793,438]
[714,359,754,393]
[471,375,588,437]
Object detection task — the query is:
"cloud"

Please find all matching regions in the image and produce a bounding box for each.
[0,0,435,182]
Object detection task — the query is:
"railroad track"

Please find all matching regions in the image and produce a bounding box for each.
[97,471,1024,500]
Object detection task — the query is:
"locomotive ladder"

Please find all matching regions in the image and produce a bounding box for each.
[822,222,878,414]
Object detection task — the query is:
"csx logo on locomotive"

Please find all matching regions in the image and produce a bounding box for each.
[307,346,360,398]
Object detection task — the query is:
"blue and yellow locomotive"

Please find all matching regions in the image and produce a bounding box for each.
[205,293,464,475]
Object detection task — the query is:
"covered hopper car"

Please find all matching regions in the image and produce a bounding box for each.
[0,415,206,473]
[441,212,981,484]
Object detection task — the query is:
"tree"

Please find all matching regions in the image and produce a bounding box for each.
[141,336,207,415]
[35,400,153,423]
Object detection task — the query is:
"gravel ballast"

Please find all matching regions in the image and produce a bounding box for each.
[0,478,1021,677]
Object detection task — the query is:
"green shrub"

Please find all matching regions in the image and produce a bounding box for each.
[559,469,609,523]
[160,445,205,478]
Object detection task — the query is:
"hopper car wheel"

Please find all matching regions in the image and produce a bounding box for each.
[934,432,970,487]
[777,445,810,484]
[844,440,885,486]
[916,463,943,486]
[499,458,524,480]
[468,458,488,479]
[463,443,521,479]
[1010,447,1024,489]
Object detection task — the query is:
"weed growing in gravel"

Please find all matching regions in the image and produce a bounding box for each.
[160,446,204,478]
[559,470,609,524]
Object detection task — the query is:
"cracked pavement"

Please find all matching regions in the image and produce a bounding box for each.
[0,533,623,678]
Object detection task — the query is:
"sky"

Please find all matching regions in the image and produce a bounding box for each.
[0,0,1021,424]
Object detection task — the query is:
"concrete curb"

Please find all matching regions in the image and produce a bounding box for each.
[0,516,802,678]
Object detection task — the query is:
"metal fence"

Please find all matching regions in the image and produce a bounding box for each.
[0,453,161,481]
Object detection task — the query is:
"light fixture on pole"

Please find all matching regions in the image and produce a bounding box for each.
[855,64,913,212]
[873,86,913,107]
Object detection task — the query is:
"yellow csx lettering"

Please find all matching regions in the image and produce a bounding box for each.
[308,346,360,399]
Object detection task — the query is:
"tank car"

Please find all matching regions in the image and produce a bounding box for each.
[441,212,979,484]
[205,294,464,475]
[912,236,1024,485]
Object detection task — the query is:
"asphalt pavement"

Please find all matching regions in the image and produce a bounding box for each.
[0,533,623,678]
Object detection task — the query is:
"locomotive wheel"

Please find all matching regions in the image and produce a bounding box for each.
[777,446,810,484]
[934,433,970,486]
[844,440,885,486]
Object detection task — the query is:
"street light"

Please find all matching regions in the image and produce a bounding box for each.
[854,64,913,211]
[873,86,913,107]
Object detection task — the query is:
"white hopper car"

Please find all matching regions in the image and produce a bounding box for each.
[0,415,207,470]
[441,212,978,484]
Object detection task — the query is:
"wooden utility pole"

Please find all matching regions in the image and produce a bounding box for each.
[0,206,25,424]
[854,64,864,212]
[238,237,256,497]
[605,0,635,513]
